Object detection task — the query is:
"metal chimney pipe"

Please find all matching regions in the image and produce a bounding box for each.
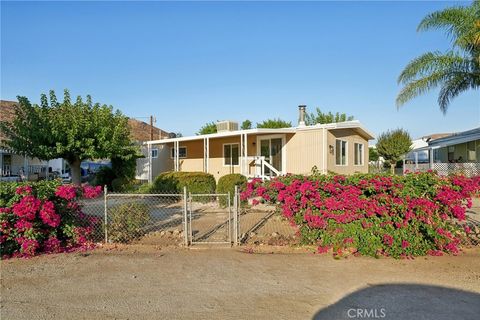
[298,105,306,127]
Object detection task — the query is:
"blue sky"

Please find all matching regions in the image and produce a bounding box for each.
[1,1,479,141]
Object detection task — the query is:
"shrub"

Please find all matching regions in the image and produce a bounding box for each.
[93,166,116,190]
[241,172,480,258]
[152,172,216,201]
[217,174,247,207]
[0,182,103,258]
[107,203,150,243]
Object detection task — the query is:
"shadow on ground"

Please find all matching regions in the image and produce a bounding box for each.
[312,284,480,320]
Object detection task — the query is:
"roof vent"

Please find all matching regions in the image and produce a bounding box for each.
[216,121,239,132]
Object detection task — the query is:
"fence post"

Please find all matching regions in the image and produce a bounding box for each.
[234,185,238,246]
[183,186,188,246]
[104,185,108,243]
[228,192,231,245]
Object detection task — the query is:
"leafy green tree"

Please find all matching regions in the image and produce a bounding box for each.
[197,122,217,135]
[0,89,137,185]
[304,108,354,125]
[241,119,252,130]
[256,118,292,129]
[397,1,480,113]
[376,129,412,174]
[369,147,379,162]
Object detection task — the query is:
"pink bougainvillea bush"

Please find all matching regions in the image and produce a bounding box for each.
[242,172,480,258]
[0,181,102,258]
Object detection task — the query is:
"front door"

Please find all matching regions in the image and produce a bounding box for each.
[259,137,283,174]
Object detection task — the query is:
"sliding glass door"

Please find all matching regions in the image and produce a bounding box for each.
[259,137,283,173]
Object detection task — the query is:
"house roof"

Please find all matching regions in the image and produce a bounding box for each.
[145,120,375,145]
[0,100,18,144]
[127,118,170,142]
[427,127,480,148]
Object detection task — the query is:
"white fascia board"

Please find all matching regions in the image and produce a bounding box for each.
[144,128,297,145]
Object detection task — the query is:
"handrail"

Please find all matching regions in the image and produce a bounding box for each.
[244,156,281,180]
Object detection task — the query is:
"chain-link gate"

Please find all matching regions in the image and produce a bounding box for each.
[187,192,234,245]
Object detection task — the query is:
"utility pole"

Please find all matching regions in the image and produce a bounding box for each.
[150,115,154,140]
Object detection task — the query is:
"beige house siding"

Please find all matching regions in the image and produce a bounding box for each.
[148,127,371,180]
[152,144,173,175]
[326,129,369,174]
[285,130,326,175]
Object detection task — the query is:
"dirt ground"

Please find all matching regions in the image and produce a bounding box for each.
[1,245,480,320]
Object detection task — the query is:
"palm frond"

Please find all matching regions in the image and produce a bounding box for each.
[417,3,479,51]
[396,71,449,107]
[397,51,467,85]
[438,72,479,114]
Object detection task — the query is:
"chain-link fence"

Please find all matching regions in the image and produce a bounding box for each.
[80,187,242,246]
[80,185,298,247]
[105,192,186,246]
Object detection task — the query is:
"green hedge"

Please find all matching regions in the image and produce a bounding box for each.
[152,171,216,195]
[216,174,247,207]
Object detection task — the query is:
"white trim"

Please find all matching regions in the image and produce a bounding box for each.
[322,127,327,174]
[144,120,374,145]
[170,146,187,159]
[256,134,287,174]
[223,143,240,167]
[353,142,364,166]
[335,139,348,166]
[148,144,152,183]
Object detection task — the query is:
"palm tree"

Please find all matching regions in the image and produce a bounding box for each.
[397,1,480,113]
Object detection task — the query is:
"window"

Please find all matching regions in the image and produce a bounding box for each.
[171,147,187,159]
[335,139,347,166]
[224,143,239,166]
[448,146,455,162]
[354,143,364,165]
[467,141,476,161]
[151,148,158,159]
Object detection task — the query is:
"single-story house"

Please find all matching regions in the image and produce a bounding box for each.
[404,127,480,177]
[136,106,375,182]
[405,133,452,164]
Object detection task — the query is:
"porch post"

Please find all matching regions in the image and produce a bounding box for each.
[414,152,418,170]
[244,133,248,176]
[240,134,244,176]
[174,141,177,171]
[429,148,434,170]
[203,138,209,173]
[24,155,28,177]
[206,137,209,173]
[148,143,152,183]
[175,141,180,172]
[0,152,3,176]
[322,128,327,174]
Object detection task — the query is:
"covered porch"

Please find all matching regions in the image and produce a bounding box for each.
[0,149,49,181]
[144,128,296,182]
[404,128,480,177]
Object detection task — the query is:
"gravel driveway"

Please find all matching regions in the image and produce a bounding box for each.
[1,246,480,320]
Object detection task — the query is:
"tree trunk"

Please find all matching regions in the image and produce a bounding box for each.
[390,163,395,175]
[69,159,82,185]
